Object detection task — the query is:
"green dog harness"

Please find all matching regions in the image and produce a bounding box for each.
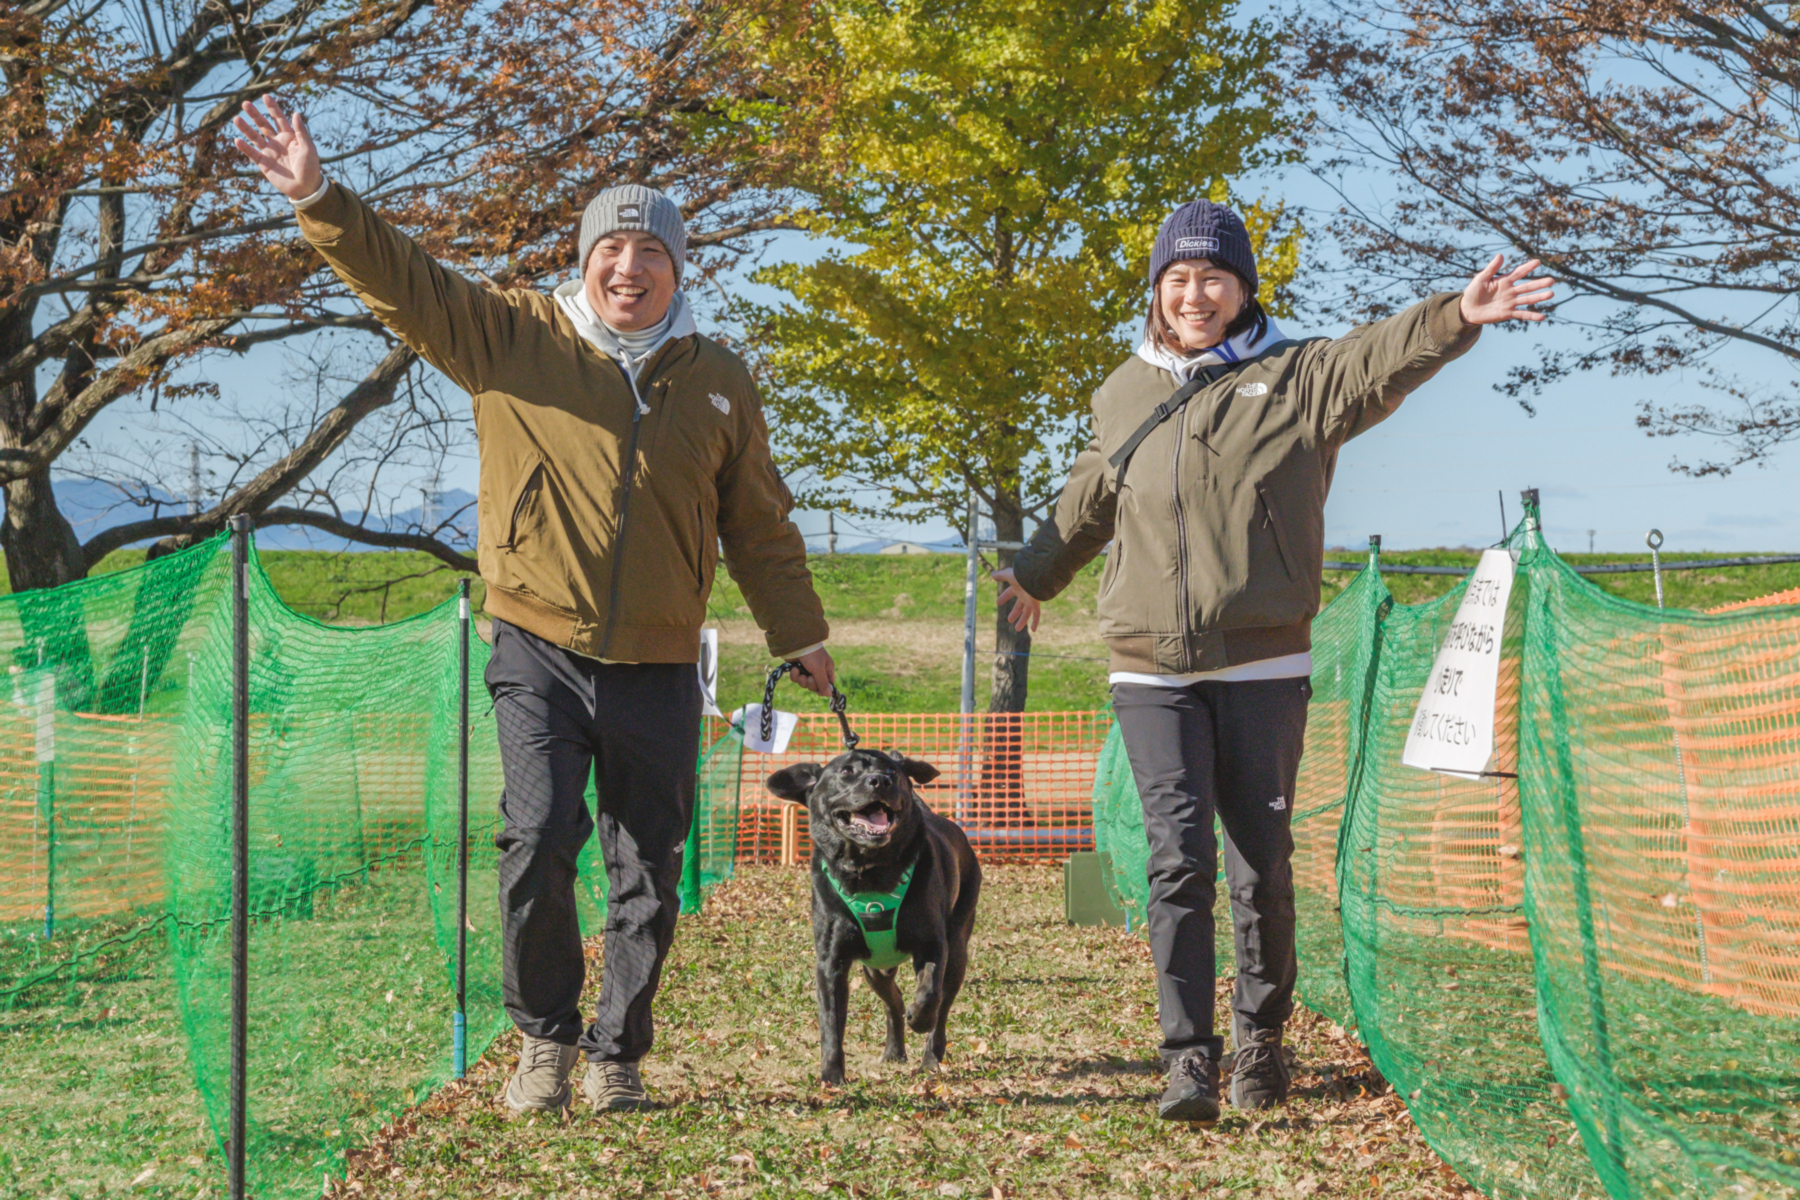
[822,859,917,970]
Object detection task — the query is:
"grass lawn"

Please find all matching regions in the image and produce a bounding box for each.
[337,865,1476,1200]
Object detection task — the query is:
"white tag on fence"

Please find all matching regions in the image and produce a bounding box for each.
[34,672,54,764]
[1402,547,1517,779]
[697,629,722,718]
[734,704,797,754]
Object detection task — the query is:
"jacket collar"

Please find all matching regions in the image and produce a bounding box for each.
[1137,318,1288,382]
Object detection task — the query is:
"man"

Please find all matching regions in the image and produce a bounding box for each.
[235,97,836,1114]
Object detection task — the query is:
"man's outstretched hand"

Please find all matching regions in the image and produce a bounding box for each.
[1460,254,1555,326]
[233,97,323,202]
[788,646,838,699]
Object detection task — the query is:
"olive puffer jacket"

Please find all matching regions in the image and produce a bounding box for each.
[1011,294,1478,675]
[296,184,828,663]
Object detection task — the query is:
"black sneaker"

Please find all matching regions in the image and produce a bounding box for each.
[1229,1027,1290,1110]
[1158,1051,1221,1123]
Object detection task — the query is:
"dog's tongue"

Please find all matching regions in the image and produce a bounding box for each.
[853,806,892,834]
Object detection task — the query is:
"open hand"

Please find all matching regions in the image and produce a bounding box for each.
[992,568,1042,634]
[233,97,324,202]
[1460,255,1554,325]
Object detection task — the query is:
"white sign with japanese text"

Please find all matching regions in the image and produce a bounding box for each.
[1402,548,1517,779]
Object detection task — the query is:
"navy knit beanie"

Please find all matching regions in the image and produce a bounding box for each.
[1147,201,1257,295]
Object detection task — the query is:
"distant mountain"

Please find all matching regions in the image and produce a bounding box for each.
[51,479,478,552]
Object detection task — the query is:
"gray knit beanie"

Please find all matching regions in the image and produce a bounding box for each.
[578,184,688,282]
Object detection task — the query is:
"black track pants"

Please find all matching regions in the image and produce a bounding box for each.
[486,619,700,1063]
[1111,676,1311,1063]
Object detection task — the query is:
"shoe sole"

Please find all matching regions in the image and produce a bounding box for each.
[594,1095,655,1112]
[1157,1095,1220,1123]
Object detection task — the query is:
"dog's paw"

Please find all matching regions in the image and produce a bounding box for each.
[820,1066,846,1086]
[882,1043,907,1064]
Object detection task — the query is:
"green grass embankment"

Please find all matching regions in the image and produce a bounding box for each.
[8,546,1797,714]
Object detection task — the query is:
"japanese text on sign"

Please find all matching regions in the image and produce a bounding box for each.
[1402,548,1517,778]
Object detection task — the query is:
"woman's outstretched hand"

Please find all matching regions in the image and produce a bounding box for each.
[992,568,1042,634]
[233,97,323,202]
[1460,254,1554,325]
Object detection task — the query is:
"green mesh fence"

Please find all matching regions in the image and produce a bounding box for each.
[1093,521,1800,1199]
[0,533,742,1197]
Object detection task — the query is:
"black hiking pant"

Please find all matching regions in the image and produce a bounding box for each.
[486,619,700,1063]
[1112,676,1311,1064]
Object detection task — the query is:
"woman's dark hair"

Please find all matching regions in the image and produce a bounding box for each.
[1145,261,1267,351]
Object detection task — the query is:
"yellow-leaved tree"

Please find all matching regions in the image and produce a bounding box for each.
[747,0,1300,713]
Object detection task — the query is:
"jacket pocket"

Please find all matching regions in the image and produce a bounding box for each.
[498,459,545,550]
[1099,538,1124,599]
[692,501,718,590]
[1257,484,1298,582]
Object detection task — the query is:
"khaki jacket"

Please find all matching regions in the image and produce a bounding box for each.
[1011,294,1478,675]
[296,184,827,662]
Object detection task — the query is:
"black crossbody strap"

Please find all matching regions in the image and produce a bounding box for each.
[1106,359,1249,484]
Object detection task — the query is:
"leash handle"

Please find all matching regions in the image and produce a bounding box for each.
[763,660,859,750]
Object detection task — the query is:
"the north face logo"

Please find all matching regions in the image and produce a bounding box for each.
[1237,382,1270,397]
[709,393,730,414]
[618,204,642,221]
[1175,236,1219,253]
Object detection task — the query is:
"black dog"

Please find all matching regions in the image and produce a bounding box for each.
[766,749,981,1084]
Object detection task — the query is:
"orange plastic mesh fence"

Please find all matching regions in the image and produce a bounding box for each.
[731,711,1113,863]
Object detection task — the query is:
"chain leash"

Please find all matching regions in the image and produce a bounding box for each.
[761,661,859,750]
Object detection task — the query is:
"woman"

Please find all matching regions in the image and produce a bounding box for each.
[995,200,1550,1123]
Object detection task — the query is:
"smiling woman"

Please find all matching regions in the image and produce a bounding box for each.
[993,196,1554,1127]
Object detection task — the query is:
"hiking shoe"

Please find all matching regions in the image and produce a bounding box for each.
[503,1035,579,1114]
[583,1059,653,1112]
[1229,1027,1291,1110]
[1158,1051,1221,1123]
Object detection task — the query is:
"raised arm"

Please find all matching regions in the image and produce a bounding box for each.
[1303,255,1554,444]
[234,97,520,395]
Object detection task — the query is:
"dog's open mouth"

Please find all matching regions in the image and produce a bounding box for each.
[838,800,895,838]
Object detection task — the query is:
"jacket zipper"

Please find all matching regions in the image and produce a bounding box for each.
[599,365,650,657]
[1171,410,1189,660]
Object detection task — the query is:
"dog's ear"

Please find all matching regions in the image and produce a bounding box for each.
[765,762,824,804]
[896,756,940,785]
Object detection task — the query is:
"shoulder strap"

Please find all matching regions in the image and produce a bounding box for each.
[1107,359,1250,484]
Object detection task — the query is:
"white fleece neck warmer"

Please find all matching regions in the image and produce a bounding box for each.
[1137,317,1289,382]
[554,281,698,411]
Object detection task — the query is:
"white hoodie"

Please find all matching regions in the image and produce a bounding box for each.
[553,280,698,413]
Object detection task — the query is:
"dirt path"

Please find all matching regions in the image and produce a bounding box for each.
[339,866,1476,1199]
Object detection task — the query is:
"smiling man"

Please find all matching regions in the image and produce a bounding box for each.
[234,97,835,1115]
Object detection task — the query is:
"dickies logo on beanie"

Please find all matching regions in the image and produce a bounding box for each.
[1149,201,1257,295]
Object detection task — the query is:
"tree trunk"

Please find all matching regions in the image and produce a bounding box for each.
[1,468,85,591]
[981,482,1032,828]
[0,306,86,593]
[988,488,1030,713]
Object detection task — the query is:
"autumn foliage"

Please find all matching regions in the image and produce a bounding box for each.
[0,0,830,590]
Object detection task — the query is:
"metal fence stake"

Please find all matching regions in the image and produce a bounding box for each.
[228,514,251,1200]
[455,579,471,1079]
[1647,529,1666,609]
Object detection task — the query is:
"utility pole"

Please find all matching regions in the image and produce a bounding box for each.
[189,442,202,516]
[1588,529,1596,555]
[827,511,837,555]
